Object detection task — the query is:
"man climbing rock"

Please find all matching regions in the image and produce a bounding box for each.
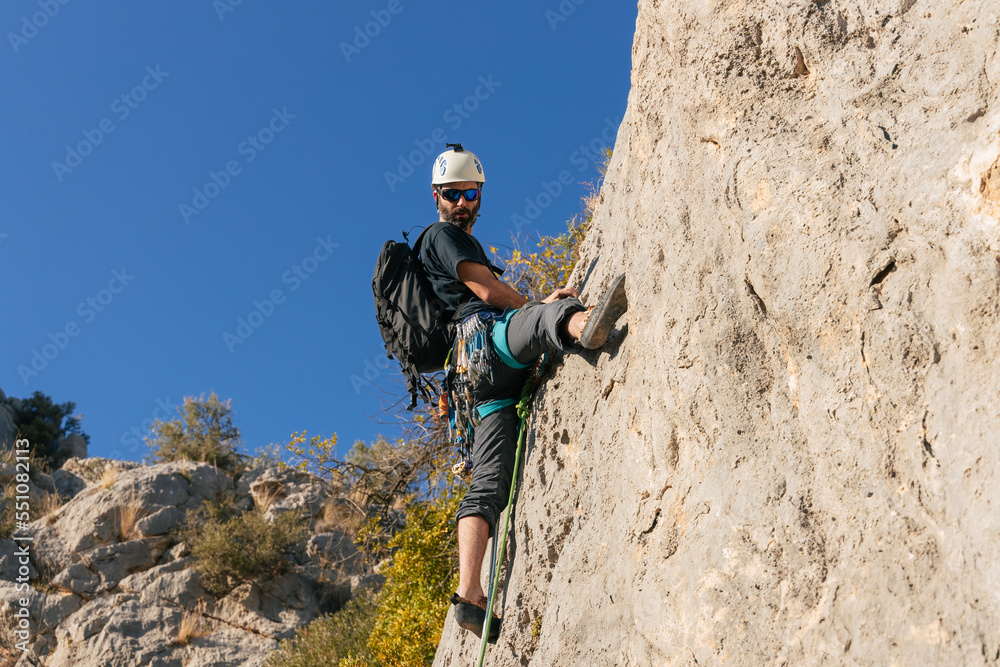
[418,144,627,641]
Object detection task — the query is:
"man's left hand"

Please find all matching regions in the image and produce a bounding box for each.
[541,287,580,304]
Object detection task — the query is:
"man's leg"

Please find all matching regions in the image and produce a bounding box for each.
[454,407,521,601]
[503,298,587,365]
[504,275,628,362]
[563,310,587,341]
[457,515,490,601]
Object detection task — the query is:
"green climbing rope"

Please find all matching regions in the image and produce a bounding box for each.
[476,353,548,667]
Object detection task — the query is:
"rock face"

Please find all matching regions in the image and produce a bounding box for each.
[435,1,1000,665]
[0,461,368,666]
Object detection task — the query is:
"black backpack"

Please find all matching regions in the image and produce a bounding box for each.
[372,226,462,410]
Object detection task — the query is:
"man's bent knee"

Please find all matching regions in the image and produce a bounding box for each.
[456,499,507,538]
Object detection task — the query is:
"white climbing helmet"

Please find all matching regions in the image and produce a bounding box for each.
[431,144,486,185]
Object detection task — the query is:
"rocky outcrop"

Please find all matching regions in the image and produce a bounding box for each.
[50,435,86,466]
[0,389,18,452]
[435,1,1000,664]
[0,461,369,666]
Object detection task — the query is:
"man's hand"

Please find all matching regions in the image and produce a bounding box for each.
[541,287,580,304]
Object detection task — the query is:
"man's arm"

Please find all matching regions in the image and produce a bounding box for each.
[457,260,529,310]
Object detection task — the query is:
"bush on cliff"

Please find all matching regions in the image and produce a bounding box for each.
[183,497,308,597]
[264,591,379,667]
[145,392,246,472]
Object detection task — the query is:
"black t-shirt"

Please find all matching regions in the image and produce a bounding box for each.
[419,221,503,319]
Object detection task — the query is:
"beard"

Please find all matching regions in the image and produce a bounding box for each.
[437,197,480,231]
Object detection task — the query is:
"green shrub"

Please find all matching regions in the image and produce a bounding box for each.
[145,392,246,472]
[264,592,378,667]
[264,474,460,667]
[337,656,372,667]
[186,503,307,597]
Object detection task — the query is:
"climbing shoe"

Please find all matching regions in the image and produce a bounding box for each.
[579,273,628,349]
[450,593,501,643]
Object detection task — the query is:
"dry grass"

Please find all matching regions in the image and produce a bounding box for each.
[116,486,147,541]
[0,448,16,467]
[38,490,65,525]
[315,499,363,538]
[173,598,213,646]
[252,482,285,513]
[98,464,121,490]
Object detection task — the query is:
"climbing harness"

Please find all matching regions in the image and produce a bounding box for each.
[475,352,549,667]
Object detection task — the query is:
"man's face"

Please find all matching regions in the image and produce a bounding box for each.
[435,180,481,232]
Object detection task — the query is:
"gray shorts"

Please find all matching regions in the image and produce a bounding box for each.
[455,298,586,533]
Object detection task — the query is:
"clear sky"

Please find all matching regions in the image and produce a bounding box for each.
[1,1,636,462]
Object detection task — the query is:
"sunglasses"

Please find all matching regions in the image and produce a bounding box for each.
[438,187,481,203]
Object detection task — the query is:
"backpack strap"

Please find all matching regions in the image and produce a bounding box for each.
[406,371,438,411]
[410,224,434,256]
[451,300,474,322]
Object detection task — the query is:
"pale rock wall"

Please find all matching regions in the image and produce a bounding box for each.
[435,0,1000,664]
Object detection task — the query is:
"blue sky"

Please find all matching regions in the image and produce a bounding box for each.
[1,1,636,463]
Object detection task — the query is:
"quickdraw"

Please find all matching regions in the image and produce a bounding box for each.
[441,312,503,480]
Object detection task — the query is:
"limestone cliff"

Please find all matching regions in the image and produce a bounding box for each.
[434,0,1000,664]
[0,459,374,667]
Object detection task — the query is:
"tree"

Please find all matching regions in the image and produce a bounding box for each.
[145,392,245,472]
[12,391,90,469]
